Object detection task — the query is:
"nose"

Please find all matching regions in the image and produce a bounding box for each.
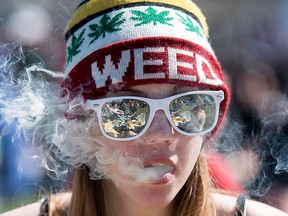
[141,110,175,145]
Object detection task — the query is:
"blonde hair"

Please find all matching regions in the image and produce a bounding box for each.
[49,155,216,216]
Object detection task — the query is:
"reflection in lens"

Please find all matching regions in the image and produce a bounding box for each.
[169,94,216,133]
[101,99,150,138]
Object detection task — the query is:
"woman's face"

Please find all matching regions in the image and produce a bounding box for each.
[89,84,204,210]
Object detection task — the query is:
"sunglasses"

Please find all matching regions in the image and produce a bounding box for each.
[85,91,224,141]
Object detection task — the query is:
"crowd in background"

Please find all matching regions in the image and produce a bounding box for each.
[0,0,288,213]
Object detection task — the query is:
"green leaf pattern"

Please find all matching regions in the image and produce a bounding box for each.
[67,29,86,63]
[67,7,206,62]
[88,12,125,44]
[131,7,173,26]
[177,13,204,37]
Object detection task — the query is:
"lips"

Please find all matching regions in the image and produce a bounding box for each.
[143,159,176,184]
[144,158,176,168]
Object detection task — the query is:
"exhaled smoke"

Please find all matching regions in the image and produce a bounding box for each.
[247,94,288,198]
[0,42,95,180]
[0,42,178,185]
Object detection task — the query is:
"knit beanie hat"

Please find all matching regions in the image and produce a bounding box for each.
[62,0,230,135]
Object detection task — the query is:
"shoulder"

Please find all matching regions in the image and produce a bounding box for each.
[212,192,288,216]
[0,202,41,216]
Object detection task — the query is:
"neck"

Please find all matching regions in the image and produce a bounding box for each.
[103,180,172,216]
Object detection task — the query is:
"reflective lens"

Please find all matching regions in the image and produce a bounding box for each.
[101,99,150,138]
[169,94,216,133]
[85,90,224,141]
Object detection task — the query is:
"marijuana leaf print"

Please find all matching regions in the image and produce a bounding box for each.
[88,12,125,44]
[131,7,173,26]
[177,13,204,37]
[67,29,86,63]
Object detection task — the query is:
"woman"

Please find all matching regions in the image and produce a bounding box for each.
[1,0,288,215]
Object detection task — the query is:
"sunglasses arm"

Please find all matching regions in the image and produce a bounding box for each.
[85,99,101,112]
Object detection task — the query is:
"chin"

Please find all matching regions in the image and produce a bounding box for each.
[135,191,176,209]
[126,181,181,209]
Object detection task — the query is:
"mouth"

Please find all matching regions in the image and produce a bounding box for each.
[145,164,175,171]
[144,162,176,184]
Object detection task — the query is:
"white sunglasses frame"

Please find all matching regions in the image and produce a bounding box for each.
[85,90,224,141]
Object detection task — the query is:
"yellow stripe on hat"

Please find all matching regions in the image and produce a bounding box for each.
[64,0,209,37]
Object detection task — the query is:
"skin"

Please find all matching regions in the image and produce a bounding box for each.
[99,84,204,216]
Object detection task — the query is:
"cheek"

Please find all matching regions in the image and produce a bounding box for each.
[88,113,143,181]
[177,136,203,172]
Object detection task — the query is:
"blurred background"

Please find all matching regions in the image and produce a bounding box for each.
[0,0,288,213]
[0,0,78,212]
